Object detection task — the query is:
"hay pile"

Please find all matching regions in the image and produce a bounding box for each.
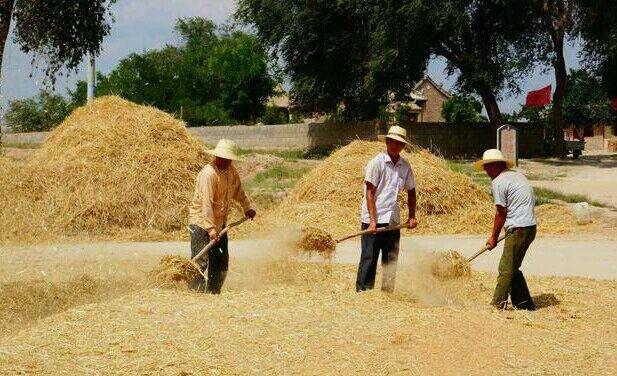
[429,250,472,280]
[235,141,588,239]
[0,96,209,244]
[296,227,336,259]
[149,255,202,287]
[235,141,494,238]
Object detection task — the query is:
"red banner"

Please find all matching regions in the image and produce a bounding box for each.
[525,85,552,107]
[611,98,617,110]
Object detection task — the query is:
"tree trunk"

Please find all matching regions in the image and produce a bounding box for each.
[551,28,567,158]
[0,0,14,147]
[479,89,503,129]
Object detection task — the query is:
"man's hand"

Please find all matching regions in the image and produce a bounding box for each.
[486,235,498,250]
[245,208,256,220]
[368,220,377,234]
[406,218,418,229]
[208,228,219,243]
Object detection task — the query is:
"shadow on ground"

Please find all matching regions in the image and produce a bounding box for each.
[530,153,617,169]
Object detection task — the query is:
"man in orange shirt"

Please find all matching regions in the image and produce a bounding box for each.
[188,139,256,294]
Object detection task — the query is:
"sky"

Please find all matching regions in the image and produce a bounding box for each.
[0,0,584,121]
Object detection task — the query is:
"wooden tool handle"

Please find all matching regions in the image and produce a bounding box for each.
[191,217,248,263]
[336,224,409,243]
[466,232,511,263]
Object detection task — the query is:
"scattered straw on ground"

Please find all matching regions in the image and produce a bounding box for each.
[149,255,202,287]
[0,258,615,374]
[0,96,209,245]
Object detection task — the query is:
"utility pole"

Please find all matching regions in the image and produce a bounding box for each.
[87,53,96,102]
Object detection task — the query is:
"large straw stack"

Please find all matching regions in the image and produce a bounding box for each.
[0,96,209,244]
[234,141,585,239]
[235,141,495,238]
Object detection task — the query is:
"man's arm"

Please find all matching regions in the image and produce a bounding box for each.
[406,188,418,229]
[366,182,378,233]
[487,205,507,249]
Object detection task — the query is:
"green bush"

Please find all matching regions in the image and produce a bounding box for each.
[5,91,71,133]
[260,106,289,124]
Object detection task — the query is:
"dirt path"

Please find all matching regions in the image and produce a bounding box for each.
[520,152,617,207]
[2,235,616,282]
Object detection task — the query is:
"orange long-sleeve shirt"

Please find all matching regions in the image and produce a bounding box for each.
[188,163,251,232]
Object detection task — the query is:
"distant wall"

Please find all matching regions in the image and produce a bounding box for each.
[2,121,550,158]
[393,122,546,158]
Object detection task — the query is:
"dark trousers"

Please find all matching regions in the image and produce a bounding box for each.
[356,222,401,292]
[189,224,229,294]
[492,226,536,310]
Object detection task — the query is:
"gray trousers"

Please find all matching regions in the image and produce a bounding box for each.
[356,223,400,292]
[189,224,229,294]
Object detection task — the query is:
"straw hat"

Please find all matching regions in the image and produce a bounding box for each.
[474,149,514,171]
[207,139,242,161]
[378,125,410,146]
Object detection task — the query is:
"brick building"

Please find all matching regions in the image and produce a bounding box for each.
[387,75,452,123]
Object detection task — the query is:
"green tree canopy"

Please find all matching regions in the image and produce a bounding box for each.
[70,17,275,126]
[0,0,116,83]
[441,95,486,123]
[237,0,540,127]
[5,91,72,133]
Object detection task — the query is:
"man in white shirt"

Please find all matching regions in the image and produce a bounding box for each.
[356,126,418,292]
[475,149,537,310]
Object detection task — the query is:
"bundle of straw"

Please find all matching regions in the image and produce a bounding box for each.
[150,255,202,287]
[430,250,472,280]
[297,227,336,259]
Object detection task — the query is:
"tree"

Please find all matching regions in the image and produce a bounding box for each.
[236,0,431,121]
[67,17,275,126]
[563,68,615,127]
[419,0,540,129]
[237,0,539,126]
[0,0,115,144]
[534,0,577,158]
[5,91,71,132]
[514,68,615,128]
[0,0,115,84]
[576,0,617,97]
[442,95,486,123]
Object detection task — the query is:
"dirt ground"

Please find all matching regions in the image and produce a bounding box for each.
[520,152,617,208]
[0,250,615,375]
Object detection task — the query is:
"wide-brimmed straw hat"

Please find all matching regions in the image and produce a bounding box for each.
[207,139,242,161]
[474,149,514,171]
[377,125,410,146]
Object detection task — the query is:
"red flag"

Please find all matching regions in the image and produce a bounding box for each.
[611,98,617,110]
[525,85,552,107]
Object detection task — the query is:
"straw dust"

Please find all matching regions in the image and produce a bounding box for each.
[0,96,209,245]
[429,250,472,280]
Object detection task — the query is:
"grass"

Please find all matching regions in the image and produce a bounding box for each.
[447,159,607,207]
[237,148,330,161]
[2,141,41,149]
[247,164,311,191]
[534,187,606,207]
